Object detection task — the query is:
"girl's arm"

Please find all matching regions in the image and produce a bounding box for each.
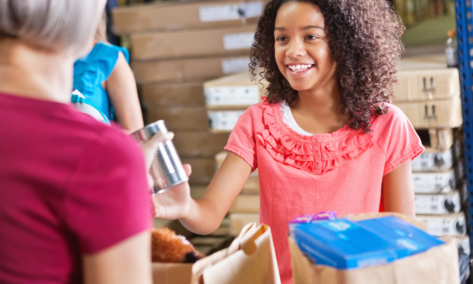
[106,52,144,134]
[153,152,252,235]
[381,159,415,217]
[83,231,152,284]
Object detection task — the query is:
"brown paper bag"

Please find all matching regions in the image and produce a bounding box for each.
[152,222,281,284]
[289,213,460,284]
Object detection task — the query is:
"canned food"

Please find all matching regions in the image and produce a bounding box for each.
[131,120,188,194]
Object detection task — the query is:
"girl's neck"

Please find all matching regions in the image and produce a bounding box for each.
[0,39,74,104]
[290,78,348,134]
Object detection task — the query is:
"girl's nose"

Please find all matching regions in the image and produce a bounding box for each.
[286,39,307,58]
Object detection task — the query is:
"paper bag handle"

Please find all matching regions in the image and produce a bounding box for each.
[191,222,257,283]
[240,224,267,255]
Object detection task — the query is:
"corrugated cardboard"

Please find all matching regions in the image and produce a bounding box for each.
[173,131,229,157]
[412,147,454,172]
[229,213,260,235]
[414,190,461,215]
[229,193,260,213]
[140,81,205,108]
[395,95,462,128]
[133,55,250,84]
[393,69,460,103]
[203,71,268,108]
[416,212,467,237]
[146,106,209,131]
[181,157,217,185]
[412,169,456,194]
[113,0,265,35]
[131,25,257,61]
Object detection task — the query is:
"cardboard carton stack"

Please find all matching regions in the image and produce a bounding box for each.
[205,70,267,234]
[392,55,469,265]
[112,0,266,185]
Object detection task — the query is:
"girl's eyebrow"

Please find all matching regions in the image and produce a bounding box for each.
[274,25,324,31]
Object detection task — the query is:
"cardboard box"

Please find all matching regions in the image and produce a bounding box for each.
[146,106,209,131]
[414,190,461,215]
[395,95,462,128]
[412,147,454,172]
[416,213,467,237]
[416,128,455,151]
[229,213,260,235]
[229,193,260,213]
[131,25,257,61]
[113,0,265,34]
[140,81,205,108]
[181,157,217,185]
[133,55,250,84]
[208,109,246,131]
[393,69,460,103]
[173,131,229,158]
[412,169,456,194]
[204,71,268,108]
[451,235,471,256]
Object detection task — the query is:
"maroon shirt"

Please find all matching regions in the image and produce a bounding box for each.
[0,93,152,283]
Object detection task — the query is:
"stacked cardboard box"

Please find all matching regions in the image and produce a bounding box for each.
[204,70,267,235]
[392,55,469,267]
[112,0,267,185]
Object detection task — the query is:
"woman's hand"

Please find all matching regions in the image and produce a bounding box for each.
[152,164,192,219]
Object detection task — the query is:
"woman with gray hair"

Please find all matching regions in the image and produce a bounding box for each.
[0,1,175,283]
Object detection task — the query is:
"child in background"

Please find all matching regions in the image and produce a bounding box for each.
[73,13,143,133]
[152,0,423,283]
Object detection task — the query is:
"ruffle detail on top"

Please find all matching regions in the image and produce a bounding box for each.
[256,100,374,175]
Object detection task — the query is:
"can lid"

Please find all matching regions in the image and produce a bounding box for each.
[131,120,167,142]
[447,30,457,37]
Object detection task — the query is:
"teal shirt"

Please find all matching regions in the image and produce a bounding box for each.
[73,42,129,121]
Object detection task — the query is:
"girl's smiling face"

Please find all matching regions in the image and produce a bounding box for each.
[274,1,338,92]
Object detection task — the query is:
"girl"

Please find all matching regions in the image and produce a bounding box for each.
[73,13,143,133]
[154,0,423,283]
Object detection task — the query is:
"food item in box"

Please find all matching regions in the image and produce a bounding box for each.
[293,216,444,269]
[293,219,410,269]
[151,228,204,263]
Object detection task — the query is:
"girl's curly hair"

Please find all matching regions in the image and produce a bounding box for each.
[250,0,405,132]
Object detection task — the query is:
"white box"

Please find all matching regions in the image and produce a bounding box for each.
[205,86,260,106]
[412,169,456,194]
[203,71,268,108]
[416,213,466,237]
[415,191,461,214]
[412,148,453,172]
[208,110,245,131]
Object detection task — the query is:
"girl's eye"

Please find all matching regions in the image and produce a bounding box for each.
[305,35,319,40]
[276,36,287,42]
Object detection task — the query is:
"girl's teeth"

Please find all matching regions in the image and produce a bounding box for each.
[296,65,301,70]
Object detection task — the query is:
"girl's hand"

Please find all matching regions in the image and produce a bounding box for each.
[152,164,192,219]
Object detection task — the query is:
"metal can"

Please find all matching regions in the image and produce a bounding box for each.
[131,120,188,194]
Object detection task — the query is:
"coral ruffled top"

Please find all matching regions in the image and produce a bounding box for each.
[224,99,424,284]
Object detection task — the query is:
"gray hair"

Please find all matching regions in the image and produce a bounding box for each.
[0,0,105,54]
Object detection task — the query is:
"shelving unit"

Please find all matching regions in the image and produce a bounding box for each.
[455,1,473,281]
